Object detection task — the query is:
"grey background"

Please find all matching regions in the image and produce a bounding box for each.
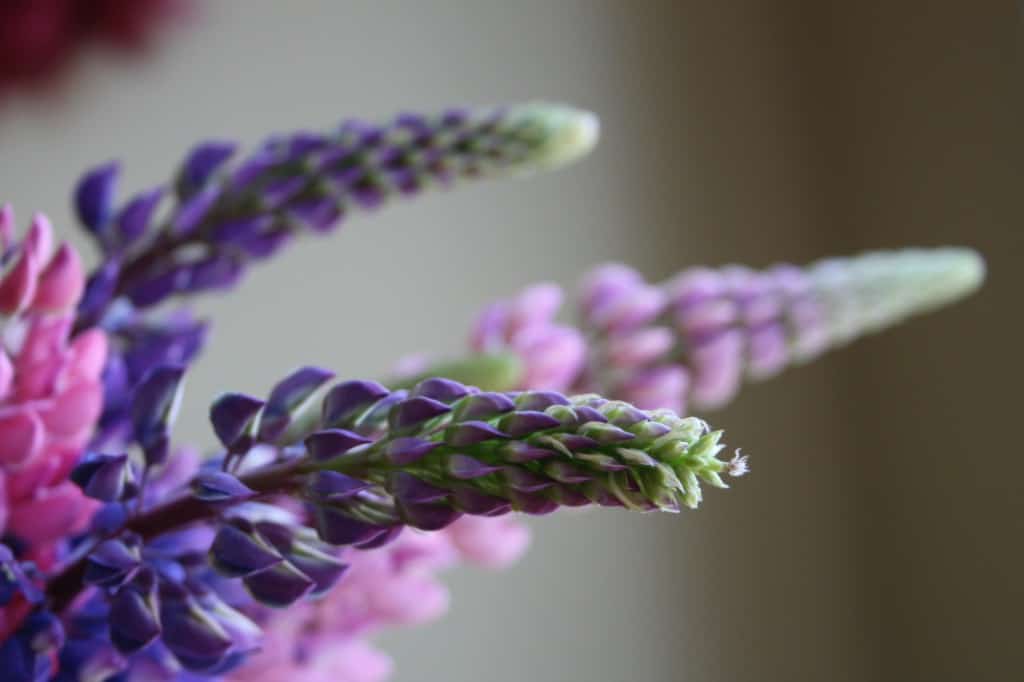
[1,2,1020,680]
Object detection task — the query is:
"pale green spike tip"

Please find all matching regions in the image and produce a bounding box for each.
[510,102,600,170]
[930,246,986,302]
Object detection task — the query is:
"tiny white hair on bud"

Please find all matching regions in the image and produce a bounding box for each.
[726,449,750,477]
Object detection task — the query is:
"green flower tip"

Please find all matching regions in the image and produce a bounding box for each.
[510,102,600,170]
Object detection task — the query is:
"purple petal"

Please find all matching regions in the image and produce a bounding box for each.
[514,391,571,411]
[242,561,315,608]
[411,378,471,403]
[499,441,557,463]
[173,187,219,236]
[75,161,120,233]
[84,539,139,587]
[109,589,160,655]
[258,366,335,442]
[508,490,558,515]
[185,253,244,293]
[578,422,636,444]
[159,601,233,668]
[389,471,448,503]
[209,393,265,450]
[444,420,508,447]
[498,410,562,438]
[321,380,390,428]
[544,461,592,484]
[384,436,441,465]
[287,197,343,233]
[503,467,554,493]
[398,501,461,531]
[447,454,502,480]
[178,141,237,195]
[210,524,283,577]
[131,365,186,464]
[452,391,515,421]
[116,186,164,245]
[193,471,255,504]
[305,470,371,503]
[71,452,130,502]
[388,396,451,431]
[451,486,511,516]
[304,429,373,461]
[313,506,389,546]
[353,526,402,550]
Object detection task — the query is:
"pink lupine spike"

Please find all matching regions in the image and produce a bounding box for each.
[0,250,40,315]
[64,329,109,383]
[510,324,585,390]
[6,456,61,501]
[30,242,85,312]
[468,302,508,353]
[0,407,45,467]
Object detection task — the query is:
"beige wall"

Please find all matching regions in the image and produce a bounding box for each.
[0,2,1018,680]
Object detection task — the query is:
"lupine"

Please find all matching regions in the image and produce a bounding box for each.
[23,370,741,679]
[72,103,599,327]
[0,207,105,569]
[577,248,985,412]
[436,247,985,414]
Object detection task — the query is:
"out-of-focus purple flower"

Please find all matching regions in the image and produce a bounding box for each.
[579,248,985,412]
[72,104,600,325]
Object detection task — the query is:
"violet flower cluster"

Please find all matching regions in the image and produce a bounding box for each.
[0,99,983,682]
[421,248,984,414]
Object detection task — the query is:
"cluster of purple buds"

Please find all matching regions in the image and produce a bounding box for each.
[29,367,740,677]
[72,103,599,326]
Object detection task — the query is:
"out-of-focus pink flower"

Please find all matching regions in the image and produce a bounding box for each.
[469,283,585,391]
[232,517,531,682]
[0,206,105,554]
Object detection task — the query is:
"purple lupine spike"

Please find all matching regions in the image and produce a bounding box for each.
[451,391,516,421]
[312,506,390,547]
[573,249,984,413]
[75,161,120,235]
[389,472,448,504]
[72,104,599,330]
[209,393,265,451]
[192,472,255,504]
[158,598,235,671]
[497,410,562,438]
[258,366,335,442]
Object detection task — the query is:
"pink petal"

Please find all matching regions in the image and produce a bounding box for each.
[0,407,45,467]
[507,282,563,335]
[40,380,103,438]
[689,330,745,409]
[446,516,531,569]
[23,213,53,266]
[0,251,39,315]
[0,204,13,254]
[0,350,12,399]
[30,243,85,312]
[65,329,108,383]
[8,482,95,546]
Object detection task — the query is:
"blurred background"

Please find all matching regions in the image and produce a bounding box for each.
[0,1,1020,680]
